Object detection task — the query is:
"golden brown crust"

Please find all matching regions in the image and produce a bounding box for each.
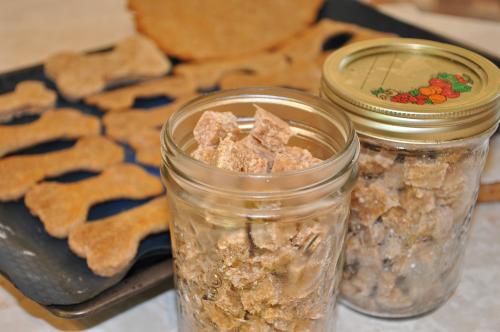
[0,109,100,158]
[128,128,161,167]
[68,196,170,277]
[0,81,56,122]
[25,163,163,238]
[0,136,124,201]
[128,0,324,60]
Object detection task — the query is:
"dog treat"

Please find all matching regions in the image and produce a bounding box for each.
[219,61,322,94]
[0,136,124,201]
[85,76,196,111]
[193,111,239,147]
[342,141,488,316]
[478,182,500,202]
[251,105,293,152]
[0,109,100,158]
[68,196,170,277]
[128,128,161,167]
[45,35,170,101]
[173,53,289,89]
[128,0,324,60]
[277,19,394,64]
[104,95,197,142]
[0,81,57,122]
[25,163,163,238]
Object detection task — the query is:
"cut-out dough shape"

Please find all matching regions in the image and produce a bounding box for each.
[0,136,124,201]
[69,195,170,277]
[45,35,171,101]
[25,163,163,238]
[0,109,100,158]
[0,81,57,122]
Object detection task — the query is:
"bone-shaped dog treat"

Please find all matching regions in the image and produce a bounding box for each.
[220,61,322,94]
[0,136,124,201]
[0,109,100,158]
[84,76,196,112]
[173,52,289,90]
[25,163,163,238]
[128,128,161,167]
[103,95,197,142]
[0,81,57,122]
[277,19,394,64]
[68,196,170,277]
[45,35,171,101]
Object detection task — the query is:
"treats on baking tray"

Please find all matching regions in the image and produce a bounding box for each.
[128,128,162,167]
[25,163,163,238]
[0,81,56,122]
[0,109,100,157]
[0,136,124,201]
[161,89,359,331]
[45,35,171,101]
[128,0,324,60]
[68,196,170,277]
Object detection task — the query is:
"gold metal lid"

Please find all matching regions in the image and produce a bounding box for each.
[321,38,500,144]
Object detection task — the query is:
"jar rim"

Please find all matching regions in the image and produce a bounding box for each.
[161,87,359,195]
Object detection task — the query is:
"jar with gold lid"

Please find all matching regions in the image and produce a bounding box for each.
[321,38,500,318]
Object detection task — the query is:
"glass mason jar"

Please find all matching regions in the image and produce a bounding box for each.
[160,88,359,331]
[321,38,500,318]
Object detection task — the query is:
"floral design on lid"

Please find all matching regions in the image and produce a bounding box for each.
[372,73,473,105]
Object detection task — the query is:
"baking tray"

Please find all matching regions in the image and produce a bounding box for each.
[1,0,498,320]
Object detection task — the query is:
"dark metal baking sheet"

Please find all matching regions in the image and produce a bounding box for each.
[0,0,497,319]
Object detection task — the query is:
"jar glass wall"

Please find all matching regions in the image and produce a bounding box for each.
[341,133,491,317]
[161,88,359,331]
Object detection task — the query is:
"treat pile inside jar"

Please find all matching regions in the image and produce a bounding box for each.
[171,105,347,331]
[342,140,487,315]
[191,105,323,172]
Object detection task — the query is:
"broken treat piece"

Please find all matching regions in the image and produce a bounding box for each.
[0,81,56,122]
[0,136,124,201]
[403,158,449,189]
[191,145,217,165]
[45,35,170,100]
[25,163,163,238]
[0,109,100,158]
[194,111,239,146]
[272,146,322,172]
[251,105,293,152]
[214,135,242,172]
[68,196,170,277]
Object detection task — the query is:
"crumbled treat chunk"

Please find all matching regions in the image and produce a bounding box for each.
[214,135,242,171]
[250,222,297,251]
[359,147,395,175]
[251,105,293,152]
[272,146,322,172]
[193,111,239,146]
[403,158,449,189]
[217,228,250,267]
[342,141,488,317]
[241,275,281,314]
[191,145,217,165]
[352,179,399,224]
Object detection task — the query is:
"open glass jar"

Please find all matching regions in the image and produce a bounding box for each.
[321,38,500,318]
[160,88,359,331]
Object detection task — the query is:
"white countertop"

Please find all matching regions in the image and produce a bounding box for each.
[0,1,499,331]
